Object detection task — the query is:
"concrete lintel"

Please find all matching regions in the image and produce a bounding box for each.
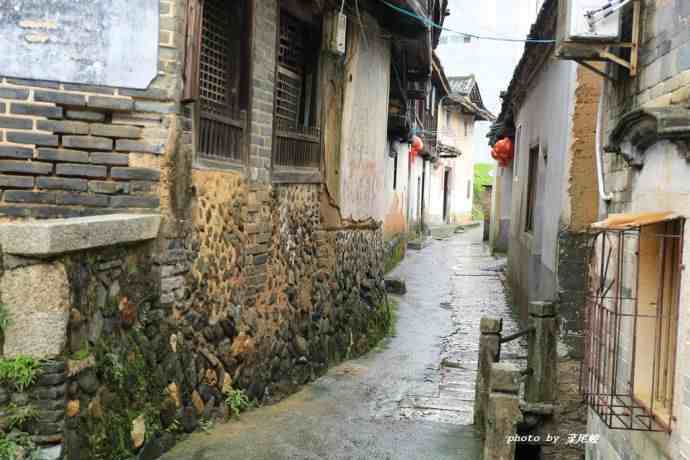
[528,301,557,318]
[0,213,160,256]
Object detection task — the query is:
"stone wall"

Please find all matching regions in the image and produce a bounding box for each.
[162,169,391,402]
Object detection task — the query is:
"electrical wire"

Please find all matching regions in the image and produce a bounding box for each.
[378,0,557,44]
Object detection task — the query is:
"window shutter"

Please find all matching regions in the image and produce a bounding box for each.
[183,0,204,101]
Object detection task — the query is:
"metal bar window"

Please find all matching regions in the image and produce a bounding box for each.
[582,217,685,432]
[274,11,321,169]
[197,0,246,162]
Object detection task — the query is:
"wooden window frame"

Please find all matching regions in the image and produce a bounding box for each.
[184,0,250,169]
[272,7,323,180]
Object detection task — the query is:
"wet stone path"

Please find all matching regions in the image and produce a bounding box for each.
[162,227,525,460]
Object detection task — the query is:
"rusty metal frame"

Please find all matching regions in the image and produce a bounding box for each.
[581,218,685,432]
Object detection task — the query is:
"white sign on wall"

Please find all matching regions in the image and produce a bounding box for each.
[0,0,159,89]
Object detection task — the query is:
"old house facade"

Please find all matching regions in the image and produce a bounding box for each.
[0,0,447,458]
[567,0,690,459]
[427,74,492,226]
[488,0,601,458]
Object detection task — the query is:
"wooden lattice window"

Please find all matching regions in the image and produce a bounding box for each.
[274,10,321,169]
[184,0,248,163]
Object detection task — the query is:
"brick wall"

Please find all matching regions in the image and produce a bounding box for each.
[0,0,183,220]
[248,0,278,184]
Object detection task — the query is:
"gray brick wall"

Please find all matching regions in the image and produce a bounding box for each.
[249,0,278,184]
[0,0,184,219]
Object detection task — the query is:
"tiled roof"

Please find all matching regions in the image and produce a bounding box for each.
[448,76,475,95]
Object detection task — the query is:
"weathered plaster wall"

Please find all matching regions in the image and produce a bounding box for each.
[490,165,512,253]
[427,108,476,225]
[508,57,577,319]
[383,140,409,239]
[338,15,391,222]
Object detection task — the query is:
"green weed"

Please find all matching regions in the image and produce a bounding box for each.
[0,356,41,391]
[224,387,251,418]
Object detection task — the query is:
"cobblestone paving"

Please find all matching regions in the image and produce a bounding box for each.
[162,227,525,460]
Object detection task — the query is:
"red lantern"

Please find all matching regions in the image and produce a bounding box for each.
[409,136,423,159]
[494,138,514,163]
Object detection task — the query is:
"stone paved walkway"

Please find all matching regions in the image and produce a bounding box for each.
[162,226,525,460]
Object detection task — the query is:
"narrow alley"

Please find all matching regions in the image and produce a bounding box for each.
[161,226,525,460]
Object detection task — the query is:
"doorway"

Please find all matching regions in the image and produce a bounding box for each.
[442,169,451,223]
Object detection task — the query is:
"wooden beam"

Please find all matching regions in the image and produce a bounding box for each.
[630,0,641,76]
[575,60,617,82]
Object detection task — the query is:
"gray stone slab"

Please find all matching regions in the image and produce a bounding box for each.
[0,213,160,256]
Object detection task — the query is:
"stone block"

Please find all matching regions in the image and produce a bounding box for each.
[89,152,129,166]
[4,190,55,204]
[111,167,160,181]
[87,96,134,112]
[37,148,90,164]
[62,136,113,151]
[1,261,70,359]
[528,301,557,317]
[0,160,53,175]
[0,213,161,256]
[384,277,406,295]
[5,131,59,147]
[110,195,160,208]
[0,116,33,130]
[56,164,107,179]
[88,181,129,195]
[65,110,106,122]
[90,124,142,139]
[480,317,503,334]
[56,192,109,207]
[34,91,87,107]
[0,145,34,159]
[115,139,164,154]
[36,120,90,135]
[0,174,34,189]
[0,87,30,100]
[10,103,63,119]
[489,362,521,394]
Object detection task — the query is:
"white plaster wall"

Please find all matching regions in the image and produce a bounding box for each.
[510,58,577,274]
[427,106,476,224]
[338,16,391,222]
[382,140,410,238]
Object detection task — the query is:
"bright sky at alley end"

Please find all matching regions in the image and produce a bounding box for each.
[437,1,544,162]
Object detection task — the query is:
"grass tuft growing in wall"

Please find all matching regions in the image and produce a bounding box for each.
[0,356,41,392]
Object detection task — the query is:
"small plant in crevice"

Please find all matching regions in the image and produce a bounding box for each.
[0,356,41,392]
[199,418,215,434]
[0,431,40,460]
[0,303,10,334]
[6,403,39,431]
[223,387,251,418]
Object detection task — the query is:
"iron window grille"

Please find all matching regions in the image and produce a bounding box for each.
[274,11,321,169]
[582,217,685,432]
